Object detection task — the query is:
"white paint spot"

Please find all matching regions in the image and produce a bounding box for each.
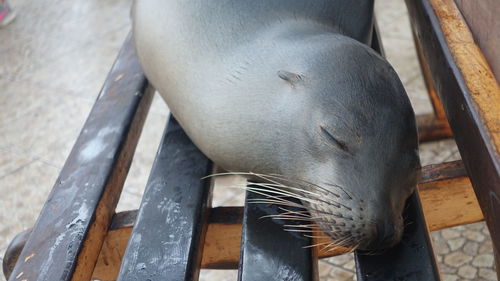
[39,232,66,278]
[78,127,119,163]
[67,202,89,229]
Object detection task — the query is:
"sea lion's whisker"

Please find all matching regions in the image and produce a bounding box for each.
[262,212,310,219]
[278,209,311,218]
[253,182,334,202]
[247,196,304,207]
[283,224,320,229]
[206,172,353,213]
[254,182,349,209]
[303,234,331,239]
[210,171,346,201]
[284,228,324,233]
[322,182,354,200]
[246,185,318,204]
[330,235,353,248]
[260,215,314,222]
[320,242,339,252]
[249,200,303,208]
[254,173,346,199]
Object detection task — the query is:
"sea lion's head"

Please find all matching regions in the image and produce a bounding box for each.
[270,35,420,251]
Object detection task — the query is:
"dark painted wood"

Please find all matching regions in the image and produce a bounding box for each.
[210,206,243,224]
[420,160,466,183]
[355,193,441,281]
[2,230,31,280]
[116,116,213,281]
[371,16,385,57]
[7,34,153,281]
[406,0,500,273]
[416,113,453,142]
[238,189,317,281]
[357,13,440,280]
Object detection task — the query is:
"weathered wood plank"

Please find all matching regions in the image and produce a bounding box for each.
[6,34,153,281]
[413,29,448,121]
[4,161,481,280]
[417,113,453,142]
[116,116,213,281]
[419,161,482,231]
[238,190,317,281]
[354,193,440,281]
[4,161,482,280]
[370,16,385,57]
[406,0,500,275]
[455,0,500,83]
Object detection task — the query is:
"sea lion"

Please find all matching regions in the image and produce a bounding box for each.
[132,0,420,250]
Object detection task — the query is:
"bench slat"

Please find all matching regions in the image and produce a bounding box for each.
[116,116,213,281]
[355,14,440,281]
[406,0,500,273]
[354,193,440,281]
[7,34,152,281]
[238,190,317,281]
[4,161,479,280]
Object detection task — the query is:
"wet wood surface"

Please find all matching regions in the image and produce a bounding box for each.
[6,35,153,281]
[354,193,440,281]
[3,161,480,280]
[406,0,500,276]
[116,117,213,281]
[238,190,317,281]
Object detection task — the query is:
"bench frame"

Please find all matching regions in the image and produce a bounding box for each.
[3,0,500,280]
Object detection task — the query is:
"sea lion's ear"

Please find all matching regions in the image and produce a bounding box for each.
[277,70,303,86]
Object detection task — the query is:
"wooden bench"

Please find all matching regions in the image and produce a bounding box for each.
[2,0,498,280]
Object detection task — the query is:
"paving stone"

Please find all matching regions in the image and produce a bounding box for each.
[463,241,479,256]
[328,267,354,281]
[441,228,462,240]
[478,268,498,281]
[444,252,473,267]
[468,222,485,231]
[344,259,356,271]
[458,265,477,279]
[463,230,486,243]
[433,233,451,255]
[448,238,466,251]
[440,263,459,274]
[319,261,334,278]
[442,274,459,281]
[473,254,495,268]
[479,239,494,254]
[482,226,491,236]
[325,253,353,266]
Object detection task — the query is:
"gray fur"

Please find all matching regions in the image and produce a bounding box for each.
[132,0,419,250]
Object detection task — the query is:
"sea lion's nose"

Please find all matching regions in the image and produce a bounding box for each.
[375,219,396,247]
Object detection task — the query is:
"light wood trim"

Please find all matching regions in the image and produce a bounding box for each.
[455,0,500,83]
[419,175,482,230]
[429,0,500,152]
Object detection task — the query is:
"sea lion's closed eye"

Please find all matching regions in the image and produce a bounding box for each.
[319,125,351,154]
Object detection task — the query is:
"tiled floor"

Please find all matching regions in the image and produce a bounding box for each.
[0,0,496,280]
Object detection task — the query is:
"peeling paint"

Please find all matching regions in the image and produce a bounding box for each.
[78,126,119,163]
[67,203,89,229]
[39,232,66,278]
